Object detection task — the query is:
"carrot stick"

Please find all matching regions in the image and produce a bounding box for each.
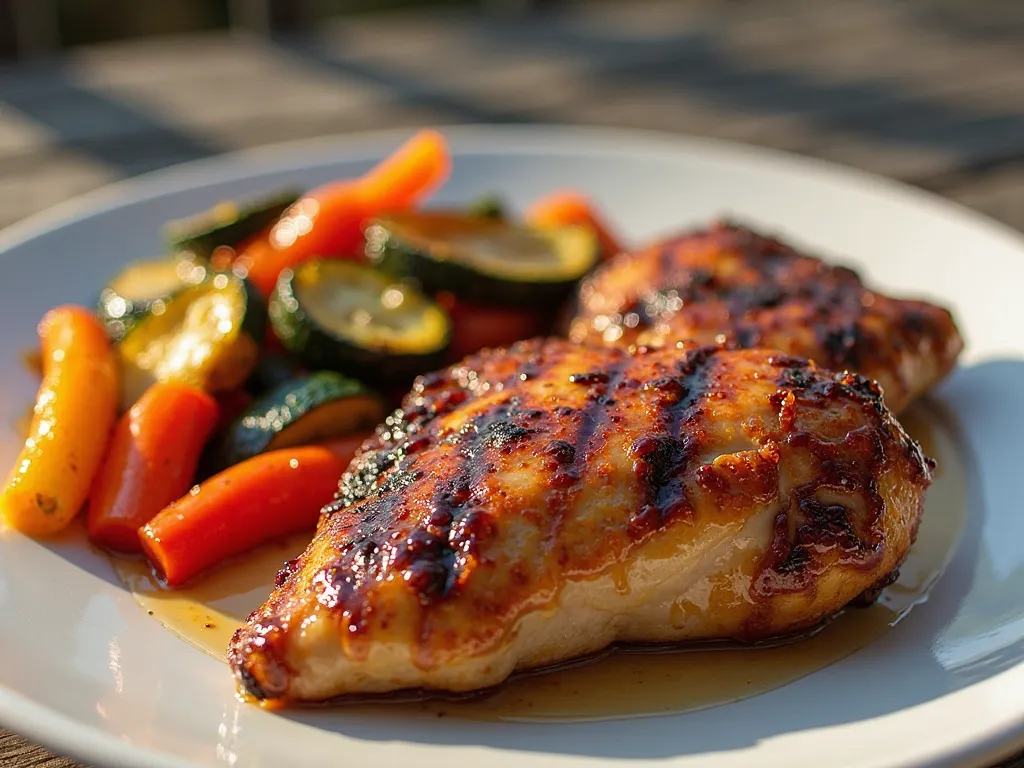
[245,129,451,296]
[354,128,451,208]
[87,384,219,553]
[139,446,345,587]
[525,190,626,261]
[1,306,119,536]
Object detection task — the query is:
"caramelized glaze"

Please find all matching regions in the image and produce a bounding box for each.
[115,405,963,721]
[227,339,934,702]
[570,222,963,413]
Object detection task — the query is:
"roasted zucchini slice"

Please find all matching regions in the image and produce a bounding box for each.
[118,273,266,411]
[269,259,451,387]
[97,257,207,341]
[365,211,598,306]
[205,371,384,474]
[164,190,299,259]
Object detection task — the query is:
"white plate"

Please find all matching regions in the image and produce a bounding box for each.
[1,125,1023,768]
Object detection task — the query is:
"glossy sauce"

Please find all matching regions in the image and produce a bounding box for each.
[113,404,966,722]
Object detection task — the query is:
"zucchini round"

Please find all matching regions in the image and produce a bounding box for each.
[97,257,207,341]
[365,211,599,307]
[206,371,384,475]
[164,190,300,259]
[269,260,451,387]
[118,273,267,411]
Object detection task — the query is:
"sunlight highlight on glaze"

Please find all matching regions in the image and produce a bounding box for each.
[113,405,965,722]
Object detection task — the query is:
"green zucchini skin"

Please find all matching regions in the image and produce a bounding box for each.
[204,371,384,476]
[235,275,269,348]
[116,272,267,411]
[96,256,206,341]
[365,212,599,308]
[268,261,451,389]
[164,190,300,259]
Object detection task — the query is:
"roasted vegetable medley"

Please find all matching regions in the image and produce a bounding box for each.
[0,129,625,587]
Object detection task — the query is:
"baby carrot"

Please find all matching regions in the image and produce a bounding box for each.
[139,446,345,587]
[525,190,626,261]
[245,129,451,296]
[354,128,451,209]
[87,384,220,554]
[1,306,119,536]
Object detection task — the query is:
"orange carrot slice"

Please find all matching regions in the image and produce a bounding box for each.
[245,130,451,297]
[87,384,219,553]
[139,446,345,587]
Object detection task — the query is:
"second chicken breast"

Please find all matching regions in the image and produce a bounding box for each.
[569,221,963,413]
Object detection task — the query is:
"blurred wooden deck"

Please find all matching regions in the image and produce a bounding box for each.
[1,1,1023,766]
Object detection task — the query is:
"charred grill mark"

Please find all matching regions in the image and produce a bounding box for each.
[778,365,811,390]
[315,394,530,648]
[326,338,570,514]
[574,221,962,414]
[314,506,396,633]
[229,336,939,699]
[568,371,610,386]
[626,347,716,539]
[311,343,571,643]
[821,323,867,370]
[564,357,633,490]
[752,364,930,609]
[627,435,693,537]
[484,419,532,451]
[417,399,520,604]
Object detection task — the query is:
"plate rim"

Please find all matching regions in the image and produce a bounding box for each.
[2,122,1024,768]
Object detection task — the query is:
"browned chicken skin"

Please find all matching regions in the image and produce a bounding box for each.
[229,338,932,703]
[569,221,963,413]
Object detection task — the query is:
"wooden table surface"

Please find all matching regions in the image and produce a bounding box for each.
[1,1,1022,766]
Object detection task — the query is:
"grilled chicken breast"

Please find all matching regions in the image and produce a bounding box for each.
[229,338,932,703]
[569,221,963,413]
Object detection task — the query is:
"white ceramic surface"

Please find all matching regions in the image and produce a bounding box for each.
[1,125,1023,768]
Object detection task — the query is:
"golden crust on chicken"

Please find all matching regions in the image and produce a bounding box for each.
[228,338,932,704]
[569,221,963,413]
